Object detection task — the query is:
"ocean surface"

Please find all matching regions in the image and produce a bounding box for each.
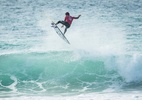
[0,0,142,100]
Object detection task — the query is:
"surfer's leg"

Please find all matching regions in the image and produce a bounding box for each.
[56,21,65,25]
[64,27,67,34]
[55,21,60,25]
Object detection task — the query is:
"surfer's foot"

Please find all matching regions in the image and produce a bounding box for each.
[51,22,54,25]
[51,23,54,27]
[51,23,57,28]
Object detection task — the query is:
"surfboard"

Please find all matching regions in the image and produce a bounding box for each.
[51,22,70,44]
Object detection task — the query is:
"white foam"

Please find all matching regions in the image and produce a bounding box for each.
[116,54,142,82]
[1,92,142,100]
[0,75,18,92]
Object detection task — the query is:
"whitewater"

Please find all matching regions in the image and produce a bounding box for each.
[0,0,142,100]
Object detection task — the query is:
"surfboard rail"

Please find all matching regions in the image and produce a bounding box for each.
[52,23,70,44]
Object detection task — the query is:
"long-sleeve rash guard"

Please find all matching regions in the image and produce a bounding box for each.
[64,15,78,25]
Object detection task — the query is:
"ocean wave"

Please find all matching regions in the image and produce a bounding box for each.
[0,52,142,95]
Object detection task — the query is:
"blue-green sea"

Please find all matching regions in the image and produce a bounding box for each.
[0,0,142,100]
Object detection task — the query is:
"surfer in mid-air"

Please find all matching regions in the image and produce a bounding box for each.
[54,12,81,34]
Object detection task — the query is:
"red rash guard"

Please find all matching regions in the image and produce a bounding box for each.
[64,15,78,25]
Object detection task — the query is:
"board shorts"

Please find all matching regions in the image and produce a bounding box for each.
[57,21,70,28]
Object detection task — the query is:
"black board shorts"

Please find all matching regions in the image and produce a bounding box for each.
[57,21,70,28]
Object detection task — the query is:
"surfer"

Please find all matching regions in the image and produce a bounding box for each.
[55,12,81,34]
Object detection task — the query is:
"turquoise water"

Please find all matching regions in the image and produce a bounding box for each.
[0,0,142,99]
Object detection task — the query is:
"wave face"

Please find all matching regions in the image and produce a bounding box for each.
[1,52,142,96]
[0,0,142,98]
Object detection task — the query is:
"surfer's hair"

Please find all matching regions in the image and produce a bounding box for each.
[65,12,70,15]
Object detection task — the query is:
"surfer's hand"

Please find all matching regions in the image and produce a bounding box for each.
[78,15,81,18]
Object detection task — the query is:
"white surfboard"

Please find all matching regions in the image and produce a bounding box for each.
[51,22,70,44]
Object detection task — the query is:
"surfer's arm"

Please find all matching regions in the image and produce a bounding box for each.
[73,15,81,19]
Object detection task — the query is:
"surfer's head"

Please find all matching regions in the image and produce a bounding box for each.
[65,12,70,15]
